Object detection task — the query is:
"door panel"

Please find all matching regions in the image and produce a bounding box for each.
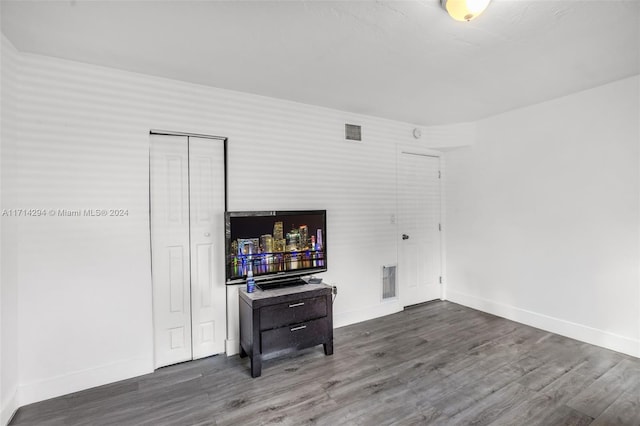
[168,246,187,312]
[188,137,226,359]
[150,134,192,368]
[398,153,441,306]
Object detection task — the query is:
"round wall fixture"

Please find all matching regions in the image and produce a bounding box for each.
[441,0,491,22]
[413,128,422,139]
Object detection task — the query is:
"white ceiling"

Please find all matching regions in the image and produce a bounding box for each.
[1,0,638,126]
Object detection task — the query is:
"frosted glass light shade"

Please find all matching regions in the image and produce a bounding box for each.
[441,0,491,21]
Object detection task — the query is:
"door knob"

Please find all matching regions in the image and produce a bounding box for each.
[204,232,211,237]
[402,234,409,240]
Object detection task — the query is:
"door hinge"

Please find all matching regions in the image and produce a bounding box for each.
[439,276,442,284]
[439,223,442,232]
[438,170,441,179]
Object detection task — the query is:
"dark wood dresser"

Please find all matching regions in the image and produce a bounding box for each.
[239,283,333,377]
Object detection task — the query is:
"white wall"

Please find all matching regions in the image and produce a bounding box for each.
[1,48,452,409]
[445,75,640,357]
[0,35,21,426]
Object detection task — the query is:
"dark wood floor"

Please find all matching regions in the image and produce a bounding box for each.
[11,301,640,425]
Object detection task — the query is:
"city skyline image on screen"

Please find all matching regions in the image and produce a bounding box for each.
[225,210,327,283]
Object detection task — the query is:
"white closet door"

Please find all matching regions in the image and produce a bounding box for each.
[188,137,226,358]
[398,152,442,306]
[150,134,192,368]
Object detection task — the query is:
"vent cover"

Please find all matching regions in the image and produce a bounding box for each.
[345,124,362,141]
[382,265,397,300]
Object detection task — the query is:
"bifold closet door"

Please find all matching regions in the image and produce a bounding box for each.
[188,138,226,360]
[150,134,226,369]
[151,134,192,368]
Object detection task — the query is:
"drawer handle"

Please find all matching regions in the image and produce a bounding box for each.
[289,302,305,308]
[290,325,307,332]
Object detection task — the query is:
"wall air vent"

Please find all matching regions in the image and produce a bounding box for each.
[345,124,362,142]
[382,265,397,300]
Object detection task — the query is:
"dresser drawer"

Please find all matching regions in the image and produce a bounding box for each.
[261,317,331,354]
[259,296,327,330]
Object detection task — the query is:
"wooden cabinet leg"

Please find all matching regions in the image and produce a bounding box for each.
[239,346,247,358]
[324,341,334,356]
[250,355,262,378]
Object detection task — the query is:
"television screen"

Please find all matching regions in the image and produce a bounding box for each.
[225,210,327,284]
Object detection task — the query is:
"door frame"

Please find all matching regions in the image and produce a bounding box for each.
[149,129,229,368]
[395,144,445,303]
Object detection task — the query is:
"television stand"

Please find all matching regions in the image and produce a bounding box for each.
[239,283,333,377]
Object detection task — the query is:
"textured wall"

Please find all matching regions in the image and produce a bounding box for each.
[445,75,640,357]
[4,47,443,407]
[1,35,21,426]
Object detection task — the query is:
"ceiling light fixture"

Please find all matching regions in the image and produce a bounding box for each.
[441,0,491,22]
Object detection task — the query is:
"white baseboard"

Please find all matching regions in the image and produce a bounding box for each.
[447,289,640,358]
[1,388,18,426]
[333,301,402,329]
[18,356,153,408]
[226,339,240,356]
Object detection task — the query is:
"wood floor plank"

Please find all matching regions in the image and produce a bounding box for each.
[10,301,640,426]
[487,392,563,426]
[447,381,537,426]
[566,358,640,418]
[8,396,70,426]
[430,358,542,417]
[517,353,585,392]
[533,404,595,426]
[537,354,621,407]
[591,381,640,426]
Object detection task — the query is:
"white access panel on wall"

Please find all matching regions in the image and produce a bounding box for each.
[398,152,442,306]
[150,134,226,369]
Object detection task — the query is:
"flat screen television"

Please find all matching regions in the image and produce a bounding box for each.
[225,210,327,287]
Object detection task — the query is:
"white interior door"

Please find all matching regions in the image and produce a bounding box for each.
[398,152,442,307]
[151,134,226,368]
[151,134,192,368]
[188,137,226,359]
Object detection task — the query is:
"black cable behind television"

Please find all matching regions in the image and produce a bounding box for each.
[224,210,327,289]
